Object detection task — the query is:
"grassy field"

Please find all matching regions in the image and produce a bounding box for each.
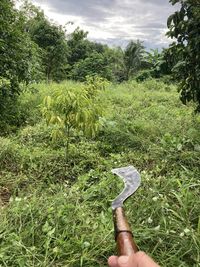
[0,79,200,266]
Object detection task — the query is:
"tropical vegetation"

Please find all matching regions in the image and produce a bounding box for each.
[0,1,200,267]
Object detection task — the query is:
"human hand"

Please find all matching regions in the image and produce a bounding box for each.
[108,251,160,267]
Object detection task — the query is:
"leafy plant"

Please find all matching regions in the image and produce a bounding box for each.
[42,84,102,153]
[70,51,113,82]
[84,75,109,98]
[0,0,43,133]
[20,1,69,83]
[124,40,145,80]
[135,70,153,82]
[167,0,200,111]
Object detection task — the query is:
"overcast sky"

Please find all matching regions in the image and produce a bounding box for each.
[22,0,179,50]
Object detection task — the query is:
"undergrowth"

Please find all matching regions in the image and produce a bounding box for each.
[0,79,200,266]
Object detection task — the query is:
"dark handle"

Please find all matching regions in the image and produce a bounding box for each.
[113,207,138,256]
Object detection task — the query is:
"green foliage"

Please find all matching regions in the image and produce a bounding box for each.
[145,49,161,67]
[42,83,102,151]
[136,49,175,82]
[20,1,69,82]
[1,1,164,87]
[0,78,35,134]
[124,40,145,80]
[84,75,109,98]
[167,0,200,110]
[67,27,89,67]
[135,70,153,82]
[0,77,12,101]
[0,0,40,89]
[0,80,200,266]
[67,28,122,82]
[1,1,200,265]
[144,49,166,77]
[0,0,42,133]
[70,51,113,82]
[33,22,68,82]
[106,47,126,83]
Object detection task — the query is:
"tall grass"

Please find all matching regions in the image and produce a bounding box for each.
[0,79,200,266]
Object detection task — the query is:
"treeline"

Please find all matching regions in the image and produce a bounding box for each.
[0,0,171,133]
[0,0,173,86]
[0,0,199,133]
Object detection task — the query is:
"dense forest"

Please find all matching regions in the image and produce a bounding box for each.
[0,0,200,266]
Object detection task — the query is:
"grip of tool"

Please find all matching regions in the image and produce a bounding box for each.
[113,207,138,256]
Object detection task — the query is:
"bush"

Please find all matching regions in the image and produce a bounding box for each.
[135,70,153,82]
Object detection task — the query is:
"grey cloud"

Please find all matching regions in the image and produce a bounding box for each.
[139,0,170,5]
[35,0,116,21]
[136,22,166,29]
[92,37,167,51]
[32,0,179,49]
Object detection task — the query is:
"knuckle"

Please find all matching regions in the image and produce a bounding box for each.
[136,251,146,259]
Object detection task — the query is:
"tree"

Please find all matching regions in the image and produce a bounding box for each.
[144,49,172,78]
[70,52,113,82]
[124,40,145,80]
[67,27,89,68]
[32,19,69,82]
[162,47,179,75]
[42,84,102,153]
[67,30,124,82]
[145,49,161,68]
[0,0,41,132]
[21,1,69,82]
[0,0,41,90]
[167,0,200,110]
[103,46,126,82]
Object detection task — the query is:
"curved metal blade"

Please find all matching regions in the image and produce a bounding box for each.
[111,166,141,210]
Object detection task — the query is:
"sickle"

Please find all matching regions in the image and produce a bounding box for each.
[111,166,141,256]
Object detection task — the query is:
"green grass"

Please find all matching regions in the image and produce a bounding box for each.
[0,79,200,266]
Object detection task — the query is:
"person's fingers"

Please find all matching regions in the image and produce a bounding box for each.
[117,254,136,267]
[118,256,129,266]
[108,255,119,267]
[108,252,160,267]
[134,251,160,267]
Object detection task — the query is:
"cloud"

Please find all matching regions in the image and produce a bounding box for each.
[29,0,179,49]
[139,0,169,5]
[32,0,115,21]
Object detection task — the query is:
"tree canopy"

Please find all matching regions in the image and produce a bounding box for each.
[124,40,145,80]
[167,0,200,110]
[0,0,40,91]
[0,0,41,131]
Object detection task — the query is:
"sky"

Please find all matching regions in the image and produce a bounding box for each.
[18,0,179,50]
